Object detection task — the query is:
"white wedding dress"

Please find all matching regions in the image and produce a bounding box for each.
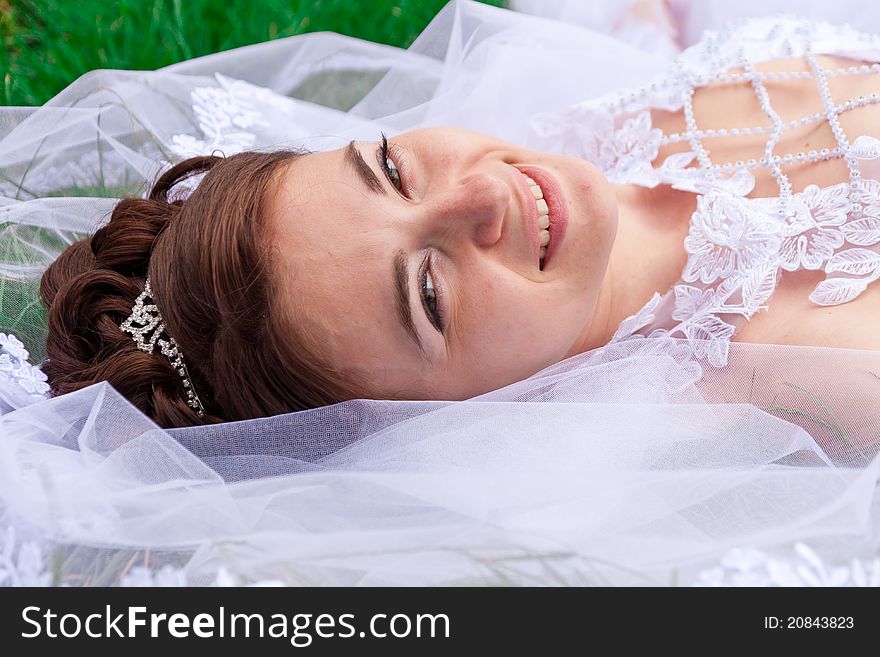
[528,16,880,368]
[2,0,880,587]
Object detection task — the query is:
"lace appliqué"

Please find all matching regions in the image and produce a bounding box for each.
[683,194,782,284]
[170,73,295,158]
[565,89,880,368]
[531,106,660,184]
[0,526,51,587]
[0,332,50,413]
[693,542,880,587]
[531,103,756,197]
[613,181,880,367]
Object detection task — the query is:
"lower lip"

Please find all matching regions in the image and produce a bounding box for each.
[515,165,568,270]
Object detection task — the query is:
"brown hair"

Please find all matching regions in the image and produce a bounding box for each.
[39,151,372,429]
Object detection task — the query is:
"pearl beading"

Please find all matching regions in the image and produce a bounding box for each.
[605,37,880,219]
[688,62,880,86]
[805,48,864,219]
[661,97,880,146]
[741,49,790,216]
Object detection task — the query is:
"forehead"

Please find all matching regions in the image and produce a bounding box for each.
[265,152,415,379]
[269,149,354,219]
[268,150,388,278]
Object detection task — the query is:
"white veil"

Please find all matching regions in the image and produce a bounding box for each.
[2,0,880,586]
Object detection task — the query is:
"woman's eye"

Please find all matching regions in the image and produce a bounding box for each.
[420,257,445,333]
[423,270,437,319]
[379,133,404,194]
[384,156,402,191]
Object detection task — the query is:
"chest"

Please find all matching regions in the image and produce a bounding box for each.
[734,266,880,350]
[649,55,880,352]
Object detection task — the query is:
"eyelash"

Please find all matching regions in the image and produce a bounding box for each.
[379,133,405,195]
[419,254,446,333]
[379,132,447,334]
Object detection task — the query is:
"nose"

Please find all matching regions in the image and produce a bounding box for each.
[422,172,509,249]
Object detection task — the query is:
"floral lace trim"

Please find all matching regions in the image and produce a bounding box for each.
[169,73,295,159]
[692,542,880,587]
[530,106,756,196]
[0,333,50,412]
[610,180,880,367]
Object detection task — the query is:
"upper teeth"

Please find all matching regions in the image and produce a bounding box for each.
[526,175,551,264]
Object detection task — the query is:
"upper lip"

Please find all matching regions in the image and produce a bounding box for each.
[509,165,541,268]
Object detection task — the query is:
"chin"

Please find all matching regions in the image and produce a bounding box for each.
[567,159,619,256]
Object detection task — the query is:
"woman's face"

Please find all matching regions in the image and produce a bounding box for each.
[267,127,618,400]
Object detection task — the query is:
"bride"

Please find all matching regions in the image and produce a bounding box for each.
[38,58,880,425]
[2,0,880,586]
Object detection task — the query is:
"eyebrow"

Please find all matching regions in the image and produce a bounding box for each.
[344,140,386,196]
[343,140,430,362]
[392,248,429,362]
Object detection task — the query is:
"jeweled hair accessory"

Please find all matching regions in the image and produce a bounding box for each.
[119,276,206,417]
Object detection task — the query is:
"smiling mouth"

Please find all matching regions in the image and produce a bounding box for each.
[523,174,552,270]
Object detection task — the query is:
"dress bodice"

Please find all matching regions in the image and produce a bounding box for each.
[529,16,880,367]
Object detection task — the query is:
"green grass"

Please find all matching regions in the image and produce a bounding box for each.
[0,0,506,107]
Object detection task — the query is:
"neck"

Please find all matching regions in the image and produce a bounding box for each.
[571,183,694,354]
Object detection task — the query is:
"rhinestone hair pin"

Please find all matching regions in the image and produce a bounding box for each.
[119,276,206,417]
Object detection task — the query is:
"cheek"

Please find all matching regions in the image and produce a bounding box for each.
[458,294,567,390]
[568,168,619,277]
[435,150,458,175]
[586,170,619,240]
[469,282,551,348]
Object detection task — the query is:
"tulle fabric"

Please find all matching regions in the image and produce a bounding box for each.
[2,0,880,586]
[2,337,879,585]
